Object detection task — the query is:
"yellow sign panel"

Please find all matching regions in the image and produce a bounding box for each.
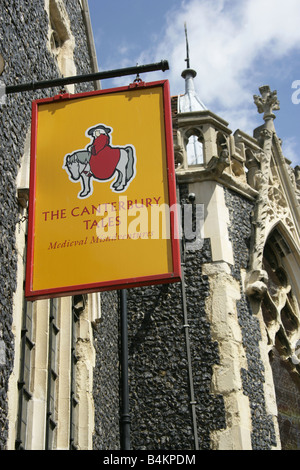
[26,81,181,299]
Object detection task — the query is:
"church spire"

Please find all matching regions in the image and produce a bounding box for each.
[179,23,206,113]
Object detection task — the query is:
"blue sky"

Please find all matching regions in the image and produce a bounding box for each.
[88,0,300,167]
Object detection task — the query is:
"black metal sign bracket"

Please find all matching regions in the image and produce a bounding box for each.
[5,60,169,95]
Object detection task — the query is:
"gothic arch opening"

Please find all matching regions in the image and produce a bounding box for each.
[184,128,204,166]
[262,226,300,449]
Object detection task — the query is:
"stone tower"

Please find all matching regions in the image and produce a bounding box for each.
[171,66,300,449]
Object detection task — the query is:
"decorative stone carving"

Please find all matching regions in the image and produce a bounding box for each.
[46,0,76,92]
[173,130,185,169]
[293,166,300,203]
[246,87,279,300]
[174,144,184,169]
[253,85,280,124]
[245,269,268,299]
[286,164,297,189]
[286,164,300,205]
[245,149,262,190]
[247,133,272,275]
[261,243,300,376]
[247,133,298,301]
[206,149,230,177]
[294,165,300,185]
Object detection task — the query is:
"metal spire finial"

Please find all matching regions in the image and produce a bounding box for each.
[184,22,190,69]
[179,22,207,113]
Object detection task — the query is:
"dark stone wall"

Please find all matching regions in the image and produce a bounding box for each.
[0,0,94,449]
[95,187,227,450]
[92,291,120,450]
[224,187,278,449]
[94,180,228,450]
[126,238,226,450]
[271,348,300,450]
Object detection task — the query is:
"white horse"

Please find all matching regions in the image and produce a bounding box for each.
[64,146,136,199]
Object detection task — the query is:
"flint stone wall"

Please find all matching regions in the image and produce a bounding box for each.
[224,187,277,449]
[0,0,94,449]
[126,237,226,450]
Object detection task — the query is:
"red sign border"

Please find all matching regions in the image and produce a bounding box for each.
[25,80,181,300]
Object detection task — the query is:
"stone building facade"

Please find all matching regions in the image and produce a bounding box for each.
[0,1,300,451]
[0,0,99,450]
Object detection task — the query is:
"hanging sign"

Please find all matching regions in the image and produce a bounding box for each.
[25,80,181,300]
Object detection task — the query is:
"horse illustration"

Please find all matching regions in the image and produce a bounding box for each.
[63,124,136,199]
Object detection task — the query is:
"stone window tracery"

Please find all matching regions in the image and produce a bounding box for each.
[262,230,300,372]
[262,229,300,449]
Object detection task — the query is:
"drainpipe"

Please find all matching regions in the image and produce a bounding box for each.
[181,194,199,450]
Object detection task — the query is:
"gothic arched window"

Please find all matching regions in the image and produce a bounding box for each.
[262,228,300,449]
[185,128,204,166]
[262,230,300,360]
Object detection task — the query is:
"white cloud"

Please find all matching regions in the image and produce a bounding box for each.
[152,0,300,101]
[93,0,300,164]
[135,0,300,163]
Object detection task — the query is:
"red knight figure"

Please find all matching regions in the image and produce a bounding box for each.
[64,124,136,199]
[88,125,121,180]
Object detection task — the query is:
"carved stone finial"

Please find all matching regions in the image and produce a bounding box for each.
[253,85,280,124]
